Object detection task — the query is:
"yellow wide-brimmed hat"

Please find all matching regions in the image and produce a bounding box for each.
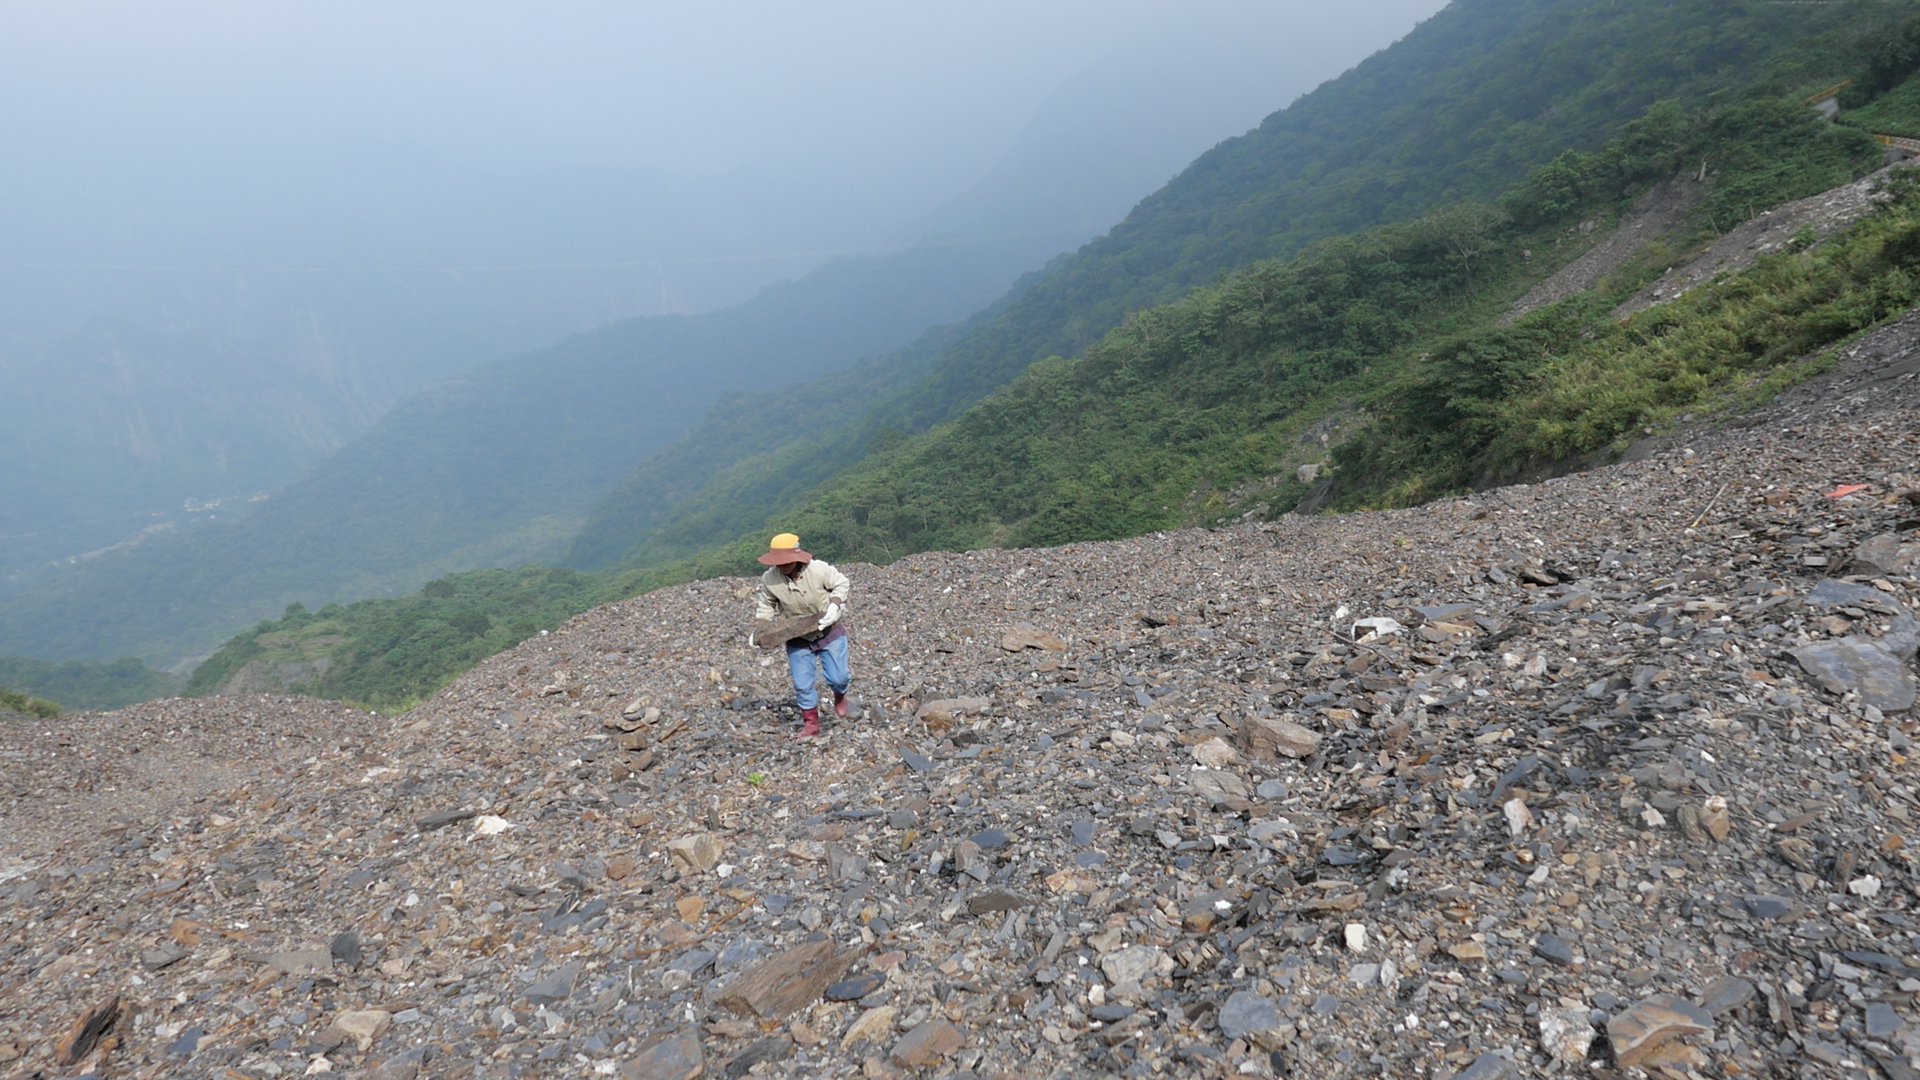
[757,532,814,566]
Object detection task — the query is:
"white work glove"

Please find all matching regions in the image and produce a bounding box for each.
[818,602,842,628]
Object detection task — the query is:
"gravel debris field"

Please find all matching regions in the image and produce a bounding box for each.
[3,311,1920,1080]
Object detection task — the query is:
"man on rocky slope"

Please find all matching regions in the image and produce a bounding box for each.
[752,532,852,737]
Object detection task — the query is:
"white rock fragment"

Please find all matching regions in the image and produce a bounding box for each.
[328,1009,393,1051]
[1191,738,1239,768]
[1344,923,1368,953]
[1849,875,1883,898]
[1539,1005,1595,1064]
[1503,797,1533,837]
[473,815,512,836]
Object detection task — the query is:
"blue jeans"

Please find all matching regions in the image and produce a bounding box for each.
[786,635,849,710]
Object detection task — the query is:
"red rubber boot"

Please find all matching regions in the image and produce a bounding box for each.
[833,691,850,718]
[797,707,821,738]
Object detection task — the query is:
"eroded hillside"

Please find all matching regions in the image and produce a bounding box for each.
[2,303,1918,1079]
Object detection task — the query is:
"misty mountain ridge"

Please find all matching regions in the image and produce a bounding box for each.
[0,8,1391,670]
[16,0,1919,717]
[0,8,1351,591]
[172,0,1920,712]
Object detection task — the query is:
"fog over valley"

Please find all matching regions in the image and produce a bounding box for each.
[0,1,1442,595]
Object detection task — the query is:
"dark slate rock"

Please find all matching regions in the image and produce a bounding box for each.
[970,829,1012,850]
[366,1046,432,1080]
[1695,976,1756,1017]
[825,971,886,1001]
[1842,951,1918,977]
[1090,1004,1136,1023]
[1807,581,1917,659]
[1533,933,1575,967]
[902,750,933,775]
[965,889,1033,915]
[1792,639,1917,713]
[621,1029,703,1080]
[140,945,188,970]
[667,950,716,974]
[526,961,582,1004]
[1867,1002,1904,1039]
[1491,755,1542,802]
[722,1037,791,1079]
[415,809,477,831]
[166,1026,203,1057]
[1219,991,1283,1040]
[330,931,362,968]
[1745,895,1793,920]
[1071,821,1097,846]
[715,938,768,972]
[1448,1051,1520,1080]
[887,809,919,830]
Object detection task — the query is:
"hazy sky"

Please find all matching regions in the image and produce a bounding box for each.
[1,0,1448,230]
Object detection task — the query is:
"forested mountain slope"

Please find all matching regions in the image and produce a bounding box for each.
[183,1,1920,712]
[0,241,1016,664]
[0,5,1395,669]
[571,0,1903,575]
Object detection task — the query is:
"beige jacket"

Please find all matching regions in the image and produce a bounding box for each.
[752,559,850,622]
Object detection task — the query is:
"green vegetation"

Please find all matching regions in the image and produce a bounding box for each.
[761,92,1887,557]
[571,0,1909,579]
[1840,12,1920,106]
[0,683,60,720]
[1845,70,1920,138]
[1836,12,1920,136]
[1339,176,1920,503]
[187,567,637,710]
[0,239,1027,667]
[180,0,1920,711]
[0,656,179,712]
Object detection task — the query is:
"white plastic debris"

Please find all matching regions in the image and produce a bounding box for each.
[1351,617,1404,640]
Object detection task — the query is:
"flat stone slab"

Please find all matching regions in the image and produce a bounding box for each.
[1219,990,1284,1041]
[750,614,824,649]
[1449,1051,1521,1080]
[1533,933,1575,967]
[1608,994,1713,1068]
[1695,975,1756,1016]
[1792,638,1916,713]
[999,622,1067,651]
[1807,579,1917,659]
[890,1018,964,1067]
[1238,714,1322,759]
[1411,603,1475,625]
[965,889,1034,915]
[1189,768,1249,803]
[524,961,580,1004]
[621,1029,704,1080]
[1866,1001,1903,1039]
[716,939,853,1019]
[1100,945,1169,987]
